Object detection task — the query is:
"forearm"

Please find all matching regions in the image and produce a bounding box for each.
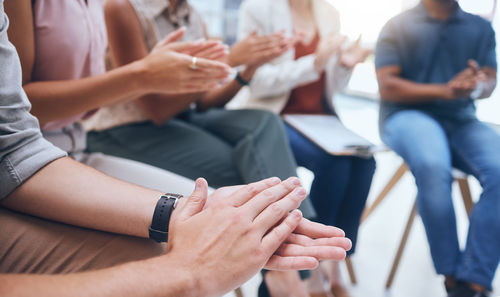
[24,61,147,126]
[0,256,197,297]
[197,67,255,110]
[1,157,162,238]
[378,76,451,103]
[137,93,199,125]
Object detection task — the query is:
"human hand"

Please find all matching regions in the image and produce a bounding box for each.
[139,44,231,94]
[166,177,308,296]
[202,179,352,270]
[339,36,372,69]
[447,59,486,99]
[227,30,292,68]
[153,27,228,61]
[314,33,347,72]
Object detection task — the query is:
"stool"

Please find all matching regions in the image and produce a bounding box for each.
[360,162,474,289]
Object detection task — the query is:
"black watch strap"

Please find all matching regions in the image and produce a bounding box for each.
[235,71,250,86]
[149,193,183,242]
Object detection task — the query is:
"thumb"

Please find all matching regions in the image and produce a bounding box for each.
[250,29,258,37]
[178,178,208,220]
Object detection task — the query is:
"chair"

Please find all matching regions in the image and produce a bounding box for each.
[360,162,474,289]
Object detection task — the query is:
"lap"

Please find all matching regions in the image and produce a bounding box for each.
[0,208,164,274]
[382,110,452,170]
[87,120,242,187]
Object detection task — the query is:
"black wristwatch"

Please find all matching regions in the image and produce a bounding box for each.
[149,193,183,242]
[235,71,250,86]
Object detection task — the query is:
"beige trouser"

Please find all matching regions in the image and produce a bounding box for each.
[0,207,166,274]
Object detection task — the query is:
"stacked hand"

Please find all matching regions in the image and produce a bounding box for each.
[339,36,372,69]
[447,59,486,99]
[227,30,294,68]
[138,28,232,94]
[166,177,351,297]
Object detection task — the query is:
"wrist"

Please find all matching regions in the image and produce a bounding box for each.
[126,60,152,96]
[440,84,455,100]
[239,66,256,82]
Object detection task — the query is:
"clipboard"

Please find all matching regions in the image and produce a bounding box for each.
[283,114,385,157]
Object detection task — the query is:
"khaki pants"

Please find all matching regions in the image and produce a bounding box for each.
[0,208,165,274]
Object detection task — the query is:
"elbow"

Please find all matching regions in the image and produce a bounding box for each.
[377,81,399,101]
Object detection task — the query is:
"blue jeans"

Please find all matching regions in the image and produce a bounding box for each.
[381,110,500,290]
[285,123,376,254]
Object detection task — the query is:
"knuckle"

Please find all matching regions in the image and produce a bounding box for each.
[244,184,259,196]
[270,203,285,216]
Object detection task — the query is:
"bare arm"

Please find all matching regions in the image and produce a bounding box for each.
[5,0,230,127]
[1,157,161,238]
[376,65,454,103]
[0,178,352,297]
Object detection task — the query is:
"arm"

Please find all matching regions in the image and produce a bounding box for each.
[1,157,162,238]
[5,0,230,126]
[0,178,352,297]
[376,65,453,103]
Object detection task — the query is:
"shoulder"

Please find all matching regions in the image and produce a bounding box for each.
[104,0,137,20]
[463,11,494,31]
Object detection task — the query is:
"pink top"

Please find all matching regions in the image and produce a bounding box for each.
[33,0,107,131]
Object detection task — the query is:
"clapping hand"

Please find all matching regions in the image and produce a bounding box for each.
[447,59,486,99]
[339,36,372,69]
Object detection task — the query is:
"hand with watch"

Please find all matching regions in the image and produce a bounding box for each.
[149,193,184,243]
[156,177,351,296]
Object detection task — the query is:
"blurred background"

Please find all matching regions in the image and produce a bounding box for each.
[190,0,500,127]
[188,1,500,296]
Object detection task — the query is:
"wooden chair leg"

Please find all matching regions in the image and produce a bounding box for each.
[361,163,408,223]
[457,177,474,216]
[234,287,244,297]
[385,199,418,289]
[345,257,357,285]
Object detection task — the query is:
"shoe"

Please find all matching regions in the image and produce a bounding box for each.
[447,282,490,297]
[444,278,462,293]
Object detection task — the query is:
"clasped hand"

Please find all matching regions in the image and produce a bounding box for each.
[166,177,352,297]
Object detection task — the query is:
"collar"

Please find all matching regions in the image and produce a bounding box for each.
[417,1,466,22]
[140,0,190,24]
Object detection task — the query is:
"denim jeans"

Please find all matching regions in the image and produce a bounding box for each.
[285,123,376,254]
[381,110,500,290]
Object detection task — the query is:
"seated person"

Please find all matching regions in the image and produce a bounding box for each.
[375,0,500,296]
[232,0,375,296]
[0,3,352,294]
[84,0,301,193]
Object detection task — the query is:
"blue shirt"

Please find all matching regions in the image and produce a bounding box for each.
[375,2,497,123]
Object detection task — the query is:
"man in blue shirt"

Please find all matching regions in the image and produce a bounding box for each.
[376,0,500,296]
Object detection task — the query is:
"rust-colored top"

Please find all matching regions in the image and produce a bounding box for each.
[282,31,327,115]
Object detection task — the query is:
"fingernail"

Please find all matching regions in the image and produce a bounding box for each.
[268,177,281,185]
[294,187,306,196]
[195,178,203,190]
[289,177,301,186]
[293,209,302,218]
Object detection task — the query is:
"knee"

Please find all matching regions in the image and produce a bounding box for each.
[411,157,452,184]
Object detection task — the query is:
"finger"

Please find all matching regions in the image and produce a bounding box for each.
[177,178,208,220]
[264,255,318,271]
[242,177,302,219]
[194,58,232,74]
[275,243,348,261]
[468,59,479,73]
[261,210,303,256]
[228,177,281,207]
[285,233,352,251]
[293,218,346,238]
[156,27,186,49]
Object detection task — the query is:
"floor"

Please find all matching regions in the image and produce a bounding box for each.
[224,95,500,297]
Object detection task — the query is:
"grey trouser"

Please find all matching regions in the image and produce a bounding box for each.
[87,108,315,218]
